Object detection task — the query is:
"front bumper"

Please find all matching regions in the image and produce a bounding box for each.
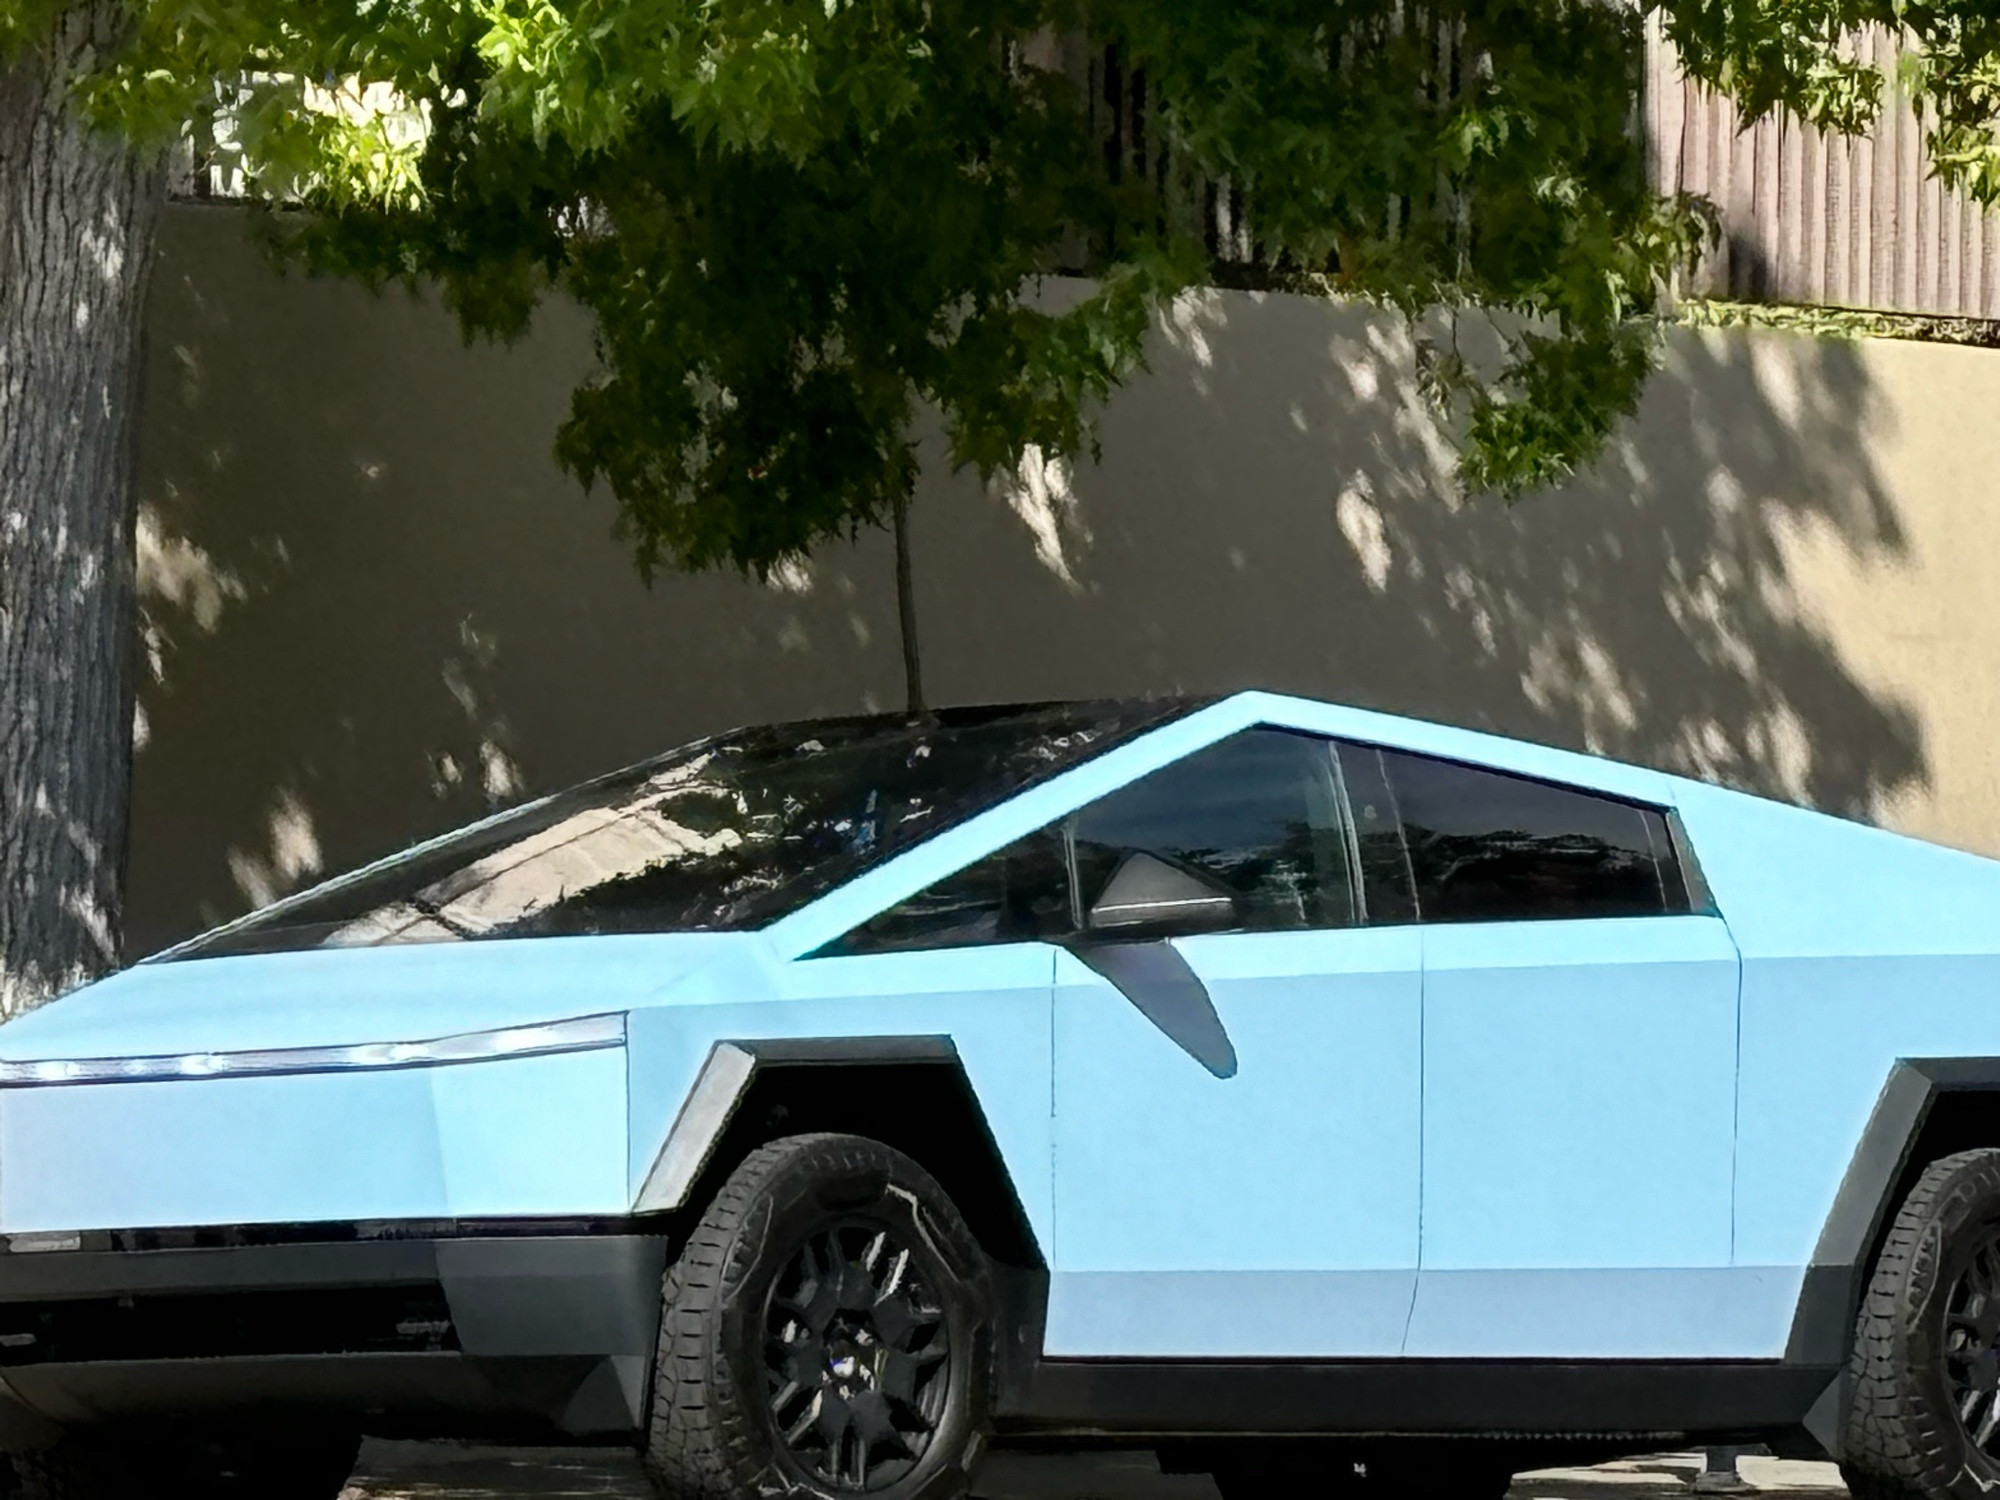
[0,1222,667,1445]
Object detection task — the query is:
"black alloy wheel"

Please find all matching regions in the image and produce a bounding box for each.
[642,1132,993,1500]
[1944,1228,2000,1453]
[764,1221,953,1490]
[1844,1148,2000,1500]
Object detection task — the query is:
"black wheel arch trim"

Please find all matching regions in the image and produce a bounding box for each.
[1788,1059,2000,1363]
[1784,1057,2000,1454]
[633,1035,1044,1272]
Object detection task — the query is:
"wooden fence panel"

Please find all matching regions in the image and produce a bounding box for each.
[1649,18,2000,318]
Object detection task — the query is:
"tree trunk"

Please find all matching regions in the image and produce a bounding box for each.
[892,484,924,716]
[0,4,163,1014]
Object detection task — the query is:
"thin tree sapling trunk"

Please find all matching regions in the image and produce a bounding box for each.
[892,483,924,716]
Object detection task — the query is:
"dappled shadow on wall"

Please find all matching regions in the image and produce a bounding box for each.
[124,208,1927,959]
[920,285,1923,826]
[123,206,906,959]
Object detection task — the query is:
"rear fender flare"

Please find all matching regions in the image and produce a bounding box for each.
[1788,1058,2000,1453]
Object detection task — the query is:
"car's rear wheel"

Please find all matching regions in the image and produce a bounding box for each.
[11,1429,359,1499]
[641,1132,994,1500]
[1842,1148,2000,1500]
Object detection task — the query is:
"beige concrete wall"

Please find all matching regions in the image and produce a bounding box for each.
[128,202,2000,956]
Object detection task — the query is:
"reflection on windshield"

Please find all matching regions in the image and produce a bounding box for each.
[323,758,748,946]
[167,700,1187,960]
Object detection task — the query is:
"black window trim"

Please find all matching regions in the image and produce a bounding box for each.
[1330,739,1419,928]
[1325,742,1369,924]
[1665,805,1719,916]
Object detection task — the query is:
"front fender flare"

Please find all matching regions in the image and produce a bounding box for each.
[634,1035,957,1214]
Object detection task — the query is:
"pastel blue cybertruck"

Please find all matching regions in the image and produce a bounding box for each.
[3,691,2000,1500]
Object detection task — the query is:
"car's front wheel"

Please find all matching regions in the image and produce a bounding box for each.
[642,1132,994,1500]
[1842,1148,2000,1500]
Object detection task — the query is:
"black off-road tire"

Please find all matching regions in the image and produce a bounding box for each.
[1842,1148,2000,1500]
[642,1132,994,1500]
[12,1430,358,1499]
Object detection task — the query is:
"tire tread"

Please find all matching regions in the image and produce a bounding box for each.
[1841,1148,2000,1500]
[642,1132,986,1500]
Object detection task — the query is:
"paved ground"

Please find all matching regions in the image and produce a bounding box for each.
[340,1443,644,1499]
[338,1443,1853,1500]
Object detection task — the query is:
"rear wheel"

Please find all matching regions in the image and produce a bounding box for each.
[642,1132,994,1500]
[1842,1148,2000,1500]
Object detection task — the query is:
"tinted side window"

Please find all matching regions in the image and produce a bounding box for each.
[1377,749,1690,923]
[1071,729,1357,934]
[820,826,1071,955]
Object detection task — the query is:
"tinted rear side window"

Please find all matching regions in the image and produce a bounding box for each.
[1375,748,1690,923]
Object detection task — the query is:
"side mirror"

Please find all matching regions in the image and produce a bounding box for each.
[1086,851,1239,938]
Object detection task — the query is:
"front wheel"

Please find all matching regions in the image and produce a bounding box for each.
[1842,1148,2000,1500]
[642,1132,994,1500]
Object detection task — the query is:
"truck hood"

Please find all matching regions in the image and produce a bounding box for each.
[0,931,767,1063]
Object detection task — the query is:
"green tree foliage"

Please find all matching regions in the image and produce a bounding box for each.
[0,0,1693,585]
[9,0,1998,583]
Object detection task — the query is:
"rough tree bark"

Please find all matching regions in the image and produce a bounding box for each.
[0,3,163,1014]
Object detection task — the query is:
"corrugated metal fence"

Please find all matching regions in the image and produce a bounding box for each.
[1647,19,2000,319]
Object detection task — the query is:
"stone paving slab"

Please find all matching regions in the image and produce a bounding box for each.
[337,1442,1851,1500]
[340,1442,652,1500]
[1508,1456,1847,1498]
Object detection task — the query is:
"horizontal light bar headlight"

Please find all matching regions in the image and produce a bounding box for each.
[0,1011,626,1089]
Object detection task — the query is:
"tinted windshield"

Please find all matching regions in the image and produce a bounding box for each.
[165,700,1187,960]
